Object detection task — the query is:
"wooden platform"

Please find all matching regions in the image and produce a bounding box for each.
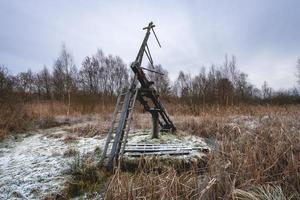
[124,143,209,157]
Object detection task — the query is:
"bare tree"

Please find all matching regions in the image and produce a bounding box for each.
[36,66,52,99]
[78,49,128,97]
[114,56,129,94]
[104,55,128,95]
[80,56,99,94]
[174,71,192,97]
[217,78,234,106]
[95,50,109,94]
[53,60,66,99]
[52,44,77,116]
[206,65,218,104]
[192,67,208,106]
[0,65,13,99]
[171,55,258,106]
[262,81,272,99]
[16,70,36,101]
[235,73,248,103]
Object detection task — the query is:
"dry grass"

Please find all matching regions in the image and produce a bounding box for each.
[61,153,109,199]
[0,101,66,140]
[0,103,35,140]
[63,135,78,143]
[105,156,212,199]
[1,99,300,199]
[106,167,206,199]
[63,123,105,137]
[0,99,114,140]
[204,108,300,199]
[233,185,295,200]
[102,105,300,199]
[63,146,79,157]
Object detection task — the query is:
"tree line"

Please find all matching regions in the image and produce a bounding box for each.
[172,56,299,106]
[1,45,300,107]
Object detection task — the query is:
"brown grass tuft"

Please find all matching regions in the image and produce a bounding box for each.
[104,105,300,199]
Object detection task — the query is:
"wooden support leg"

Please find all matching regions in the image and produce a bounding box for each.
[151,111,159,139]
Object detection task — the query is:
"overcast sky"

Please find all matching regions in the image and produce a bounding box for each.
[0,0,299,90]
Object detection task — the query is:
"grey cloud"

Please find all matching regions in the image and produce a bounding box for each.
[0,0,299,89]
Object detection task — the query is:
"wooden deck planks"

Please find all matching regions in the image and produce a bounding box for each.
[122,144,209,157]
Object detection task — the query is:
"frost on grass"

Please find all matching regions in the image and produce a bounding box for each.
[0,122,105,200]
[229,115,260,130]
[0,121,211,199]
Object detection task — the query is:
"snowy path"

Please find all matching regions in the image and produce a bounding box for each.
[0,123,105,199]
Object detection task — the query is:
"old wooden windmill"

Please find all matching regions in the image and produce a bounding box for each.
[101,22,176,169]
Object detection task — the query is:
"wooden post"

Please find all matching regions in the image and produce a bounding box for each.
[151,111,159,139]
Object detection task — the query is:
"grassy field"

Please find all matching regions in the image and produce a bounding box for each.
[1,102,300,199]
[107,105,300,199]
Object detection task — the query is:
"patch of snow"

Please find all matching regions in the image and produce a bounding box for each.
[0,124,211,199]
[0,124,105,200]
[230,115,259,130]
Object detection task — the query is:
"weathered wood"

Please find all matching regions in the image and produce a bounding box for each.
[101,93,125,162]
[124,144,210,154]
[102,89,138,169]
[125,146,204,149]
[130,22,176,133]
[125,148,193,152]
[120,89,139,156]
[151,111,159,139]
[125,151,191,157]
[102,22,177,169]
[126,143,186,146]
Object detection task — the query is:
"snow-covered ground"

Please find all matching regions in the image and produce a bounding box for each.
[0,122,105,199]
[0,121,211,199]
